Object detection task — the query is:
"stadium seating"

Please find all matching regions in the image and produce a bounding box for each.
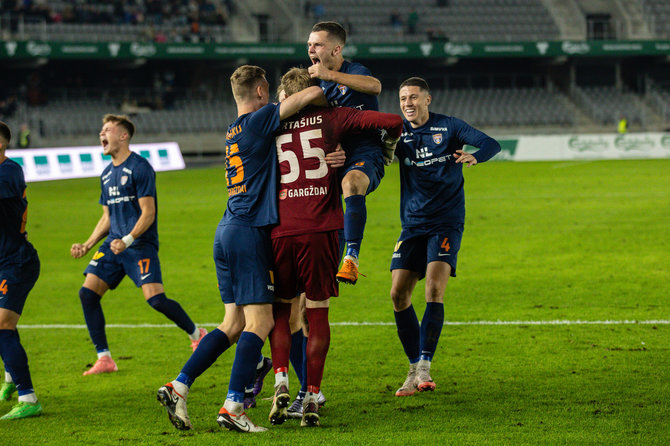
[639,0,670,38]
[571,86,645,126]
[298,0,560,43]
[379,87,574,127]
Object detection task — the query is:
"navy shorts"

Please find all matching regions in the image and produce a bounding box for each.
[341,149,385,195]
[0,252,40,315]
[83,241,163,289]
[213,223,275,306]
[272,231,340,302]
[390,226,463,280]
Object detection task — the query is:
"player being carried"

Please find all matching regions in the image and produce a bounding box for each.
[0,121,42,420]
[307,21,393,285]
[267,68,402,427]
[390,77,500,396]
[71,114,207,376]
[157,65,330,433]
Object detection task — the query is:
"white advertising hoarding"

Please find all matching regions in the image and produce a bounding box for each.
[6,142,185,182]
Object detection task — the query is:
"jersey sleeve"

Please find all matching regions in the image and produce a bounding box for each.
[0,164,23,199]
[451,117,501,163]
[248,103,281,137]
[336,108,403,138]
[133,161,156,198]
[346,62,373,77]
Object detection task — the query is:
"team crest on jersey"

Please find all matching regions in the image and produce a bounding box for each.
[120,175,128,185]
[432,133,443,144]
[337,84,348,95]
[279,189,287,200]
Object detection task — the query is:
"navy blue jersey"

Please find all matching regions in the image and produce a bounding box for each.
[396,113,500,231]
[99,152,158,248]
[220,103,281,227]
[0,158,36,265]
[320,60,381,156]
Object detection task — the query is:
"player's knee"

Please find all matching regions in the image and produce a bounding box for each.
[79,287,102,307]
[390,287,411,311]
[146,293,167,310]
[342,172,368,196]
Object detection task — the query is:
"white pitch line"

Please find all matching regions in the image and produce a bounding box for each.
[17,320,670,329]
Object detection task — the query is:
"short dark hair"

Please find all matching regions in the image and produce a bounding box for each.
[230,64,267,101]
[312,21,347,45]
[103,114,135,139]
[399,77,430,94]
[0,121,11,147]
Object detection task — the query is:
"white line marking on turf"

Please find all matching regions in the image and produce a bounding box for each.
[17,320,670,329]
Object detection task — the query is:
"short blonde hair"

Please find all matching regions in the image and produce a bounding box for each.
[230,65,267,101]
[102,114,135,139]
[279,67,319,98]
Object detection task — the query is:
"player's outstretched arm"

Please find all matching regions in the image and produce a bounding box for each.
[110,196,155,255]
[278,85,326,120]
[308,65,382,96]
[71,206,110,258]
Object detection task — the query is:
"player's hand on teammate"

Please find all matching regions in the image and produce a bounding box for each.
[110,238,128,255]
[380,129,399,166]
[325,144,346,168]
[70,243,90,259]
[308,63,332,81]
[454,149,478,167]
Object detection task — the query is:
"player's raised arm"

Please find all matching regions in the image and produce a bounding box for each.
[71,206,110,258]
[339,109,403,165]
[308,65,382,96]
[278,85,325,120]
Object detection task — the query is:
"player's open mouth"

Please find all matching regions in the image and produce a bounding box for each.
[311,57,320,64]
[101,139,108,148]
[404,108,416,117]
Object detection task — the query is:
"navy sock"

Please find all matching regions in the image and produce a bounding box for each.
[147,293,196,335]
[79,287,108,353]
[227,331,264,403]
[343,195,367,259]
[394,305,421,363]
[0,330,33,395]
[420,302,444,361]
[177,328,231,388]
[289,329,305,388]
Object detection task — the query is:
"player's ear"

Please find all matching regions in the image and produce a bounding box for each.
[426,94,432,107]
[332,44,342,57]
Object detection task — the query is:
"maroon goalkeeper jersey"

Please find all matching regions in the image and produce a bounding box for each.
[271,105,402,238]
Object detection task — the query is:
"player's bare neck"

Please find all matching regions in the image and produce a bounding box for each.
[111,146,132,166]
[0,153,6,164]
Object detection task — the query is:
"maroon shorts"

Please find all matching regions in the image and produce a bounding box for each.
[272,231,340,301]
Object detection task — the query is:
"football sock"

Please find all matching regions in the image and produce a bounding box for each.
[177,328,231,388]
[305,307,330,392]
[289,329,306,388]
[0,330,34,398]
[301,335,308,392]
[97,351,112,359]
[5,371,12,383]
[79,287,108,353]
[269,303,292,373]
[394,304,421,363]
[343,195,366,259]
[146,293,196,335]
[188,327,201,341]
[420,302,444,361]
[227,331,264,403]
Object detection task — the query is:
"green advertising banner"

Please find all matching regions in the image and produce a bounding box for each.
[1,40,670,60]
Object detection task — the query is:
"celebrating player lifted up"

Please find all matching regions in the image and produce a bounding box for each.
[268,68,402,427]
[307,21,392,285]
[390,78,500,396]
[71,115,206,376]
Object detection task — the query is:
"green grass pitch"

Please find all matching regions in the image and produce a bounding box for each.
[2,159,669,444]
